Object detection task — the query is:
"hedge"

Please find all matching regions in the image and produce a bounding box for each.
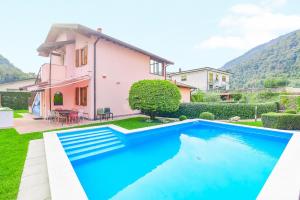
[158,102,278,120]
[262,112,300,130]
[0,92,31,110]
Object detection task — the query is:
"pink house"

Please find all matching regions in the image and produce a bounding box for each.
[27,24,192,119]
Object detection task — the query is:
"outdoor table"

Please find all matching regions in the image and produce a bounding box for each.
[55,110,77,124]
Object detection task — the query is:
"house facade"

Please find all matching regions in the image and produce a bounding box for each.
[169,67,231,92]
[27,24,191,119]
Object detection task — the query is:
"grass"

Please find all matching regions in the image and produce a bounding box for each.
[13,110,29,118]
[232,121,263,127]
[0,116,164,199]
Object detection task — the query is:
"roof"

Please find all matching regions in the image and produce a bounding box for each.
[175,81,196,89]
[38,24,174,65]
[168,67,232,76]
[37,40,75,56]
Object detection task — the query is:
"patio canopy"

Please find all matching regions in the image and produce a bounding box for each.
[24,75,90,92]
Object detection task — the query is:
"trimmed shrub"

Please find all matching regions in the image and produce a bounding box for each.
[199,112,215,120]
[262,112,300,130]
[0,92,31,110]
[129,80,181,120]
[158,102,278,120]
[285,109,297,114]
[231,93,242,102]
[179,115,187,121]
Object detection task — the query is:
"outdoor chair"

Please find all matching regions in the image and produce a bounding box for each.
[55,111,68,125]
[69,111,79,124]
[97,108,107,121]
[46,110,56,123]
[104,107,113,120]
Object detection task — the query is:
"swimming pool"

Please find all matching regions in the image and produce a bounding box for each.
[53,120,292,200]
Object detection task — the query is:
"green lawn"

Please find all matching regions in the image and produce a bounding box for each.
[232,121,263,127]
[13,110,29,118]
[0,117,163,199]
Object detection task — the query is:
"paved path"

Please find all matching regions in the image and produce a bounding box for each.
[17,139,51,200]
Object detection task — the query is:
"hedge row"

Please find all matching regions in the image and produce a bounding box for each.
[158,102,278,120]
[262,112,300,130]
[0,92,31,110]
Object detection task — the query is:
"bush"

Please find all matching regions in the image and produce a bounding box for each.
[285,109,297,114]
[199,112,215,120]
[158,102,278,120]
[203,93,221,102]
[279,95,300,110]
[231,93,242,102]
[0,92,31,110]
[191,90,204,102]
[262,112,300,130]
[179,115,187,121]
[129,80,181,120]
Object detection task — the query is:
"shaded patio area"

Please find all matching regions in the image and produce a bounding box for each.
[14,113,129,134]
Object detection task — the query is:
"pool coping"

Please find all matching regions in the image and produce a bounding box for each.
[43,119,299,199]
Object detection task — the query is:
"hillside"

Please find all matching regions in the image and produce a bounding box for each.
[0,54,34,83]
[222,30,300,89]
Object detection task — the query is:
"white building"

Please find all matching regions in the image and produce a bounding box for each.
[169,67,231,91]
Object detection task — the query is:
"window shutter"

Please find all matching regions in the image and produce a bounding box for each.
[80,87,87,106]
[84,47,88,65]
[75,87,79,105]
[75,50,79,67]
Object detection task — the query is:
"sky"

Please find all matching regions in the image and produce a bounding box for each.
[0,0,300,73]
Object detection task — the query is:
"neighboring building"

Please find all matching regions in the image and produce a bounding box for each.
[174,81,196,103]
[0,78,35,92]
[168,67,231,91]
[26,24,191,119]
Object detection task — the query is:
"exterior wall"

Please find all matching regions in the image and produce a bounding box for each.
[170,70,230,91]
[95,39,163,117]
[171,71,208,91]
[40,80,90,118]
[179,87,191,103]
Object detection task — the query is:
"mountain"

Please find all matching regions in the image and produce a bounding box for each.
[0,54,34,83]
[222,30,300,89]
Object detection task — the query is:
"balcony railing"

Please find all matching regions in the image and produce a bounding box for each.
[40,63,66,83]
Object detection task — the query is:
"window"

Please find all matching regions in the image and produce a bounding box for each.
[208,72,213,83]
[75,46,88,67]
[181,74,187,81]
[222,75,226,82]
[54,92,63,105]
[75,87,87,106]
[150,59,163,76]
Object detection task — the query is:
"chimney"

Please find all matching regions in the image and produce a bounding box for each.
[96,28,102,32]
[179,68,182,72]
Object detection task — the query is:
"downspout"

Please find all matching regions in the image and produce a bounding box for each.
[93,37,101,120]
[49,52,52,111]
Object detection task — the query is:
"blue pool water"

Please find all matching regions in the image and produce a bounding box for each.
[58,121,291,200]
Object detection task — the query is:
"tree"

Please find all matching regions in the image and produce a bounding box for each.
[129,80,181,120]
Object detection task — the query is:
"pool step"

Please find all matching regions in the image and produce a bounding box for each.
[67,140,122,156]
[59,130,111,139]
[58,128,126,162]
[62,134,115,146]
[64,137,119,151]
[60,131,112,142]
[69,144,125,162]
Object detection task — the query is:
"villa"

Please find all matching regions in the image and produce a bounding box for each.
[25,24,193,119]
[169,67,231,91]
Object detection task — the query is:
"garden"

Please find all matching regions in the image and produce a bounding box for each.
[129,80,300,130]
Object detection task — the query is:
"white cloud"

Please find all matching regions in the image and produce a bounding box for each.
[198,0,300,50]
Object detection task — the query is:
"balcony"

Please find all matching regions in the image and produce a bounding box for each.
[40,63,66,83]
